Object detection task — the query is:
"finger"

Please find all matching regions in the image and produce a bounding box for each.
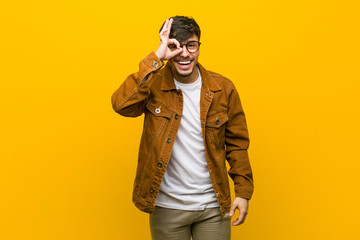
[233,209,247,226]
[165,18,173,38]
[160,19,167,33]
[229,203,237,217]
[159,19,169,38]
[168,38,181,49]
[232,217,241,226]
[238,210,245,224]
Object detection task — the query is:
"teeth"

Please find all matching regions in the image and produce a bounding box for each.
[179,61,191,65]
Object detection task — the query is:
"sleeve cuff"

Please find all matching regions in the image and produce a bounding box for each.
[235,186,254,200]
[138,52,164,85]
[144,51,164,70]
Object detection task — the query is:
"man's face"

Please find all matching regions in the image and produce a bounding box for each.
[169,34,200,79]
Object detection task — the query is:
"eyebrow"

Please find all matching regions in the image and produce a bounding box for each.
[180,40,198,45]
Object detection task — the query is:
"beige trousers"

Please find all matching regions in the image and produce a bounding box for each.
[149,206,231,240]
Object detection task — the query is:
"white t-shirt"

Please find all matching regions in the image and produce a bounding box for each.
[155,68,219,210]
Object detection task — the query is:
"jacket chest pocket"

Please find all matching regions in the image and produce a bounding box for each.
[205,111,229,147]
[144,100,172,137]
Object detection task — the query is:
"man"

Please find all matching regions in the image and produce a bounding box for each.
[111,16,254,240]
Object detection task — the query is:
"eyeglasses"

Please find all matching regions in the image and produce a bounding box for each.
[169,41,201,53]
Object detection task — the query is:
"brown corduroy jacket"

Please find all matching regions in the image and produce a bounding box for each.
[111,51,254,216]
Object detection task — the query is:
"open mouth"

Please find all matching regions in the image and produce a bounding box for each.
[175,60,193,70]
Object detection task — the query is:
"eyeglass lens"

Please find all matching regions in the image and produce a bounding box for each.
[169,41,200,53]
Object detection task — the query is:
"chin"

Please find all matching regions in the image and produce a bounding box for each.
[176,70,193,77]
[174,66,196,77]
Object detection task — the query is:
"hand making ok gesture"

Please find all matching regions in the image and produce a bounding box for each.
[155,18,183,61]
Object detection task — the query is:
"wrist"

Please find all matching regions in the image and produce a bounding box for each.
[155,51,163,62]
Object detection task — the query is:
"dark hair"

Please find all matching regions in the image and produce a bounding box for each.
[160,16,201,43]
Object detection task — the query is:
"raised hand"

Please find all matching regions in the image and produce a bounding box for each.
[155,18,183,61]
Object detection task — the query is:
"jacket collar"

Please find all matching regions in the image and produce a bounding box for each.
[161,62,221,92]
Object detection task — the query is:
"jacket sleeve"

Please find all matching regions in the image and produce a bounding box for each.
[225,82,254,200]
[111,52,164,117]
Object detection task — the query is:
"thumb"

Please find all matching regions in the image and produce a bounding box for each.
[229,203,237,216]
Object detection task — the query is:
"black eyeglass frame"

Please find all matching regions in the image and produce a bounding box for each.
[169,41,202,53]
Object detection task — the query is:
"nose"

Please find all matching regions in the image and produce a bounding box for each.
[180,45,190,57]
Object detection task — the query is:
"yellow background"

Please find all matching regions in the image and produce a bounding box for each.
[1,0,359,239]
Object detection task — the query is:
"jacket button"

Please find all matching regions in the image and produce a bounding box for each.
[153,61,159,67]
[166,138,171,143]
[157,162,162,168]
[174,114,179,119]
[215,119,220,125]
[150,187,155,193]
